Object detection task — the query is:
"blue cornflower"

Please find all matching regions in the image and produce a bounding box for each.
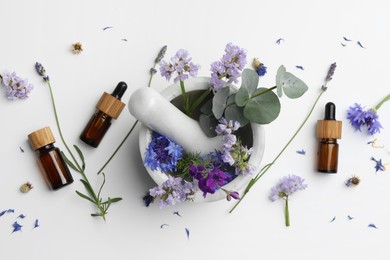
[371,157,386,173]
[252,58,267,76]
[364,109,383,135]
[347,104,382,135]
[144,132,183,173]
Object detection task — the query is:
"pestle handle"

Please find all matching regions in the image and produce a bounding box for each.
[128,87,222,154]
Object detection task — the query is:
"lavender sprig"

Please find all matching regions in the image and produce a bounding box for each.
[230,63,336,213]
[148,45,167,87]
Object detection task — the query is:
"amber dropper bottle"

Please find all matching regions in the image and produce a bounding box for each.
[28,127,74,190]
[316,102,342,173]
[80,82,127,148]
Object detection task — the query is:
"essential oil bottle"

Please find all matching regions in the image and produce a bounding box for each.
[28,127,74,190]
[316,102,342,173]
[80,82,127,148]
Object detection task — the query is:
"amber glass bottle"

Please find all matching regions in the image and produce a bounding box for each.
[28,127,74,190]
[80,82,127,148]
[316,102,342,173]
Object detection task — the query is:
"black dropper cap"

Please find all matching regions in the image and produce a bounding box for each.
[111,81,127,100]
[324,102,336,120]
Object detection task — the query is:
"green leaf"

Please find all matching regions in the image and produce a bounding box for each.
[61,151,80,173]
[73,145,85,170]
[225,94,249,126]
[102,197,122,204]
[212,87,230,119]
[275,65,286,97]
[200,99,213,115]
[80,179,97,201]
[276,65,308,99]
[243,88,281,124]
[97,172,106,199]
[75,190,95,204]
[199,114,218,137]
[91,213,103,217]
[236,69,259,106]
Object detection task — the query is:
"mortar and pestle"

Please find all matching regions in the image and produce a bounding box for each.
[128,77,265,202]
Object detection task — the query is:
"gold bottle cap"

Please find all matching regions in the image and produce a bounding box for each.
[96,92,126,119]
[28,127,56,150]
[316,120,342,139]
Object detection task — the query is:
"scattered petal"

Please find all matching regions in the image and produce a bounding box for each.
[121,39,128,41]
[33,219,40,229]
[368,138,384,148]
[185,228,190,240]
[347,215,354,220]
[0,210,6,217]
[7,209,14,213]
[296,149,306,155]
[330,216,336,222]
[371,157,385,173]
[295,65,304,70]
[276,38,284,45]
[160,224,169,229]
[19,146,24,153]
[343,37,353,41]
[102,26,113,31]
[357,41,366,48]
[368,223,378,229]
[341,43,347,47]
[12,221,22,233]
[17,214,26,219]
[173,211,182,217]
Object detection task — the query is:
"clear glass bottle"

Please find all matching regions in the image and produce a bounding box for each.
[316,102,342,173]
[80,82,127,148]
[28,127,74,190]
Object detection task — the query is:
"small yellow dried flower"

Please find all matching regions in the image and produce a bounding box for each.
[71,42,83,54]
[252,58,261,69]
[20,182,33,193]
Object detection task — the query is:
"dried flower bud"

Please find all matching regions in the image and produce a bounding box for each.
[155,45,167,63]
[72,42,83,54]
[345,176,360,187]
[252,58,261,69]
[325,62,337,82]
[150,68,157,75]
[20,182,33,193]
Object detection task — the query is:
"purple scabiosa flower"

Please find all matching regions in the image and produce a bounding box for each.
[35,62,50,82]
[371,157,386,173]
[159,49,200,83]
[269,174,307,227]
[1,71,34,100]
[144,132,183,173]
[210,43,247,91]
[149,176,196,208]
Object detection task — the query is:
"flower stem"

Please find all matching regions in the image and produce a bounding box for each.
[229,89,325,213]
[97,120,138,175]
[180,80,190,115]
[285,197,290,227]
[374,93,390,111]
[251,86,277,99]
[188,88,211,115]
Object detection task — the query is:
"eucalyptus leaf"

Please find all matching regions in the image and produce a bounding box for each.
[244,88,281,124]
[200,99,213,115]
[275,65,286,97]
[212,87,230,119]
[236,69,259,106]
[225,94,249,126]
[276,65,308,99]
[199,114,218,137]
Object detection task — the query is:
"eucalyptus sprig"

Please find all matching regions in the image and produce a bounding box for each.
[35,62,121,221]
[229,63,337,213]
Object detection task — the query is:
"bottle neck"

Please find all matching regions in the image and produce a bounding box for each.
[319,138,338,144]
[36,143,56,154]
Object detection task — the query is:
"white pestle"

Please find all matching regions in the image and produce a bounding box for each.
[128,87,222,155]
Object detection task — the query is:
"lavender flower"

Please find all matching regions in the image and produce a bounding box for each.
[210,43,247,91]
[159,49,200,83]
[149,176,196,208]
[35,62,50,82]
[144,132,183,173]
[269,174,307,227]
[1,71,34,100]
[347,103,382,135]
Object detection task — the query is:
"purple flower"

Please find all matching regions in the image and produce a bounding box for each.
[371,157,385,173]
[12,221,22,233]
[210,43,247,91]
[215,117,240,135]
[255,63,267,76]
[224,189,240,201]
[190,165,230,198]
[347,104,382,135]
[1,71,34,100]
[144,132,183,173]
[35,62,50,82]
[159,49,200,83]
[149,176,196,208]
[269,174,307,201]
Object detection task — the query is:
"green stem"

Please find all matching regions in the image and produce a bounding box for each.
[97,120,139,175]
[285,197,290,227]
[374,93,390,111]
[188,88,211,115]
[229,89,325,213]
[180,80,190,115]
[251,86,277,99]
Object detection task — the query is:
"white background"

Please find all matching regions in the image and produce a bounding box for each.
[1,0,390,259]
